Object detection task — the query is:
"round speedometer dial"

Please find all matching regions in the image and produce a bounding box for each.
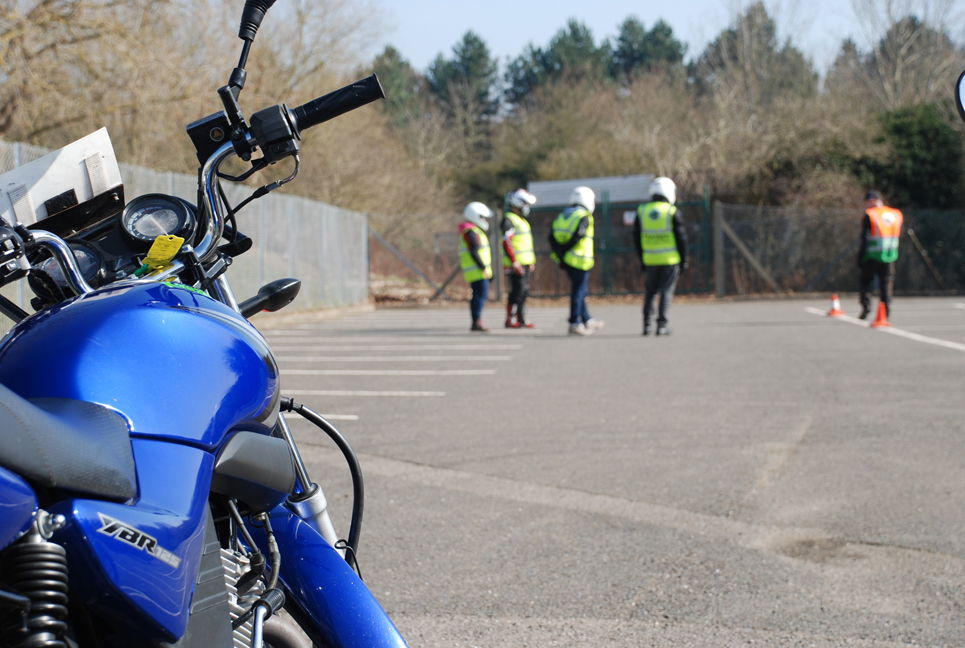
[120,194,195,245]
[37,242,103,288]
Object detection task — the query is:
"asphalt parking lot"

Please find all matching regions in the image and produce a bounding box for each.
[255,296,965,647]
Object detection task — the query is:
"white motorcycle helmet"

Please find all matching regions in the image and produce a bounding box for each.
[463,201,494,231]
[569,186,596,213]
[649,177,677,205]
[507,188,537,216]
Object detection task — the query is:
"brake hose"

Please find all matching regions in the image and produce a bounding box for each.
[279,397,364,571]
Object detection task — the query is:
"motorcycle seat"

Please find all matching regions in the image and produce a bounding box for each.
[0,382,137,501]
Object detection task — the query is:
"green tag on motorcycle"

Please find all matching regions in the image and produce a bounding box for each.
[163,281,207,296]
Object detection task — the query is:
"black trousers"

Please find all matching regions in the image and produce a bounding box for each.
[643,264,680,328]
[859,260,894,314]
[507,266,531,321]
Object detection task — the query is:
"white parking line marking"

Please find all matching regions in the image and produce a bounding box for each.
[264,336,511,343]
[805,307,965,353]
[282,369,497,376]
[276,355,512,362]
[899,325,965,331]
[271,344,523,351]
[346,316,473,321]
[314,414,360,421]
[954,303,965,310]
[285,390,445,397]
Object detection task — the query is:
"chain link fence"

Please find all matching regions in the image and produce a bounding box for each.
[714,203,963,297]
[0,140,368,316]
[423,201,962,301]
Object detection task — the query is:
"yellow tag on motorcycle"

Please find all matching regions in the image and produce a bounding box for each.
[144,235,184,271]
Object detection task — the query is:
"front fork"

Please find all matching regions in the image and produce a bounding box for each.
[274,412,344,556]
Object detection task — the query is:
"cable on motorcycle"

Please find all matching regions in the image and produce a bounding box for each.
[216,182,240,244]
[225,498,266,594]
[280,397,364,572]
[231,512,283,631]
[260,513,281,590]
[214,155,299,228]
[217,157,267,183]
[334,540,363,581]
[232,155,301,216]
[0,293,27,322]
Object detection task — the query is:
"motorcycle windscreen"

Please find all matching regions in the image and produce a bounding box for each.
[0,128,122,228]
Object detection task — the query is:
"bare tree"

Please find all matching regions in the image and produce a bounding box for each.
[0,0,167,137]
[847,0,965,109]
[692,2,817,113]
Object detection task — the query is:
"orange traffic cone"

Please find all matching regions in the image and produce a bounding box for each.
[827,294,845,317]
[870,301,890,328]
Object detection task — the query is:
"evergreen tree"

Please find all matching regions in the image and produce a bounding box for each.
[544,19,610,77]
[856,104,964,208]
[610,17,686,81]
[504,45,548,105]
[426,31,499,118]
[505,19,610,104]
[371,46,425,126]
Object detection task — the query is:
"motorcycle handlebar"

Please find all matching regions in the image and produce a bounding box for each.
[290,75,385,135]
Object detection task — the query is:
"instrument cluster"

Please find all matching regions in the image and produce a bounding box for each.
[29,194,198,307]
[120,195,196,246]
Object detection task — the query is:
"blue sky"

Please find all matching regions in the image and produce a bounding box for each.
[376,0,865,75]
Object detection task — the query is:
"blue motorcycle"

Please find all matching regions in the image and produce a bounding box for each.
[0,1,406,646]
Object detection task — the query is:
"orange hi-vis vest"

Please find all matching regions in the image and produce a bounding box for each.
[864,206,903,264]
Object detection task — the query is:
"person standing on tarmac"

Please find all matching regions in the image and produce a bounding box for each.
[459,202,494,332]
[549,186,605,336]
[634,177,688,336]
[502,189,538,328]
[858,190,903,319]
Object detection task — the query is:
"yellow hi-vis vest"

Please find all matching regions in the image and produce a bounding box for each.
[638,202,681,266]
[864,206,903,263]
[503,211,536,267]
[458,224,492,283]
[551,207,594,270]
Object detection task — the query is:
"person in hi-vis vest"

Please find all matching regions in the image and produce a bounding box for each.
[549,186,605,336]
[459,202,494,332]
[633,177,688,336]
[502,189,538,328]
[858,190,903,319]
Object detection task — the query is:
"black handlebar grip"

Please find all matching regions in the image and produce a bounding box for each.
[239,0,277,41]
[290,75,385,135]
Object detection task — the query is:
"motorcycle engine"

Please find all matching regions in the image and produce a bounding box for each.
[220,548,263,648]
[220,548,311,648]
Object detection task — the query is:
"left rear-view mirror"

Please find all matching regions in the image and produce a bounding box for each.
[956,69,965,124]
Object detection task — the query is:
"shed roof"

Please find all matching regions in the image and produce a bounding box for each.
[527,175,653,208]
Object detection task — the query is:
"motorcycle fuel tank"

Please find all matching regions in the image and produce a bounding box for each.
[0,282,279,451]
